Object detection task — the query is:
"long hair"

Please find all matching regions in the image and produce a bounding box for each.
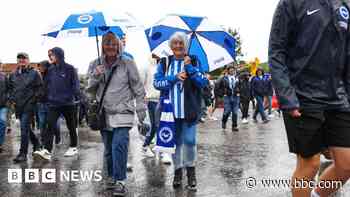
[101,32,124,59]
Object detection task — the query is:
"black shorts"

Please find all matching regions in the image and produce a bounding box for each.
[283,110,350,158]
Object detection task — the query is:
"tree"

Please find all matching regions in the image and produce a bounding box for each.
[227,28,244,62]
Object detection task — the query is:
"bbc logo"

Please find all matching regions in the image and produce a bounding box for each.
[8,169,56,183]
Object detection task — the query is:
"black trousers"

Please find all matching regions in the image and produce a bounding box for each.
[43,105,77,152]
[240,98,250,119]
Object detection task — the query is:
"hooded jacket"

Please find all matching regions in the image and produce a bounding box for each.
[251,69,269,97]
[45,47,80,107]
[269,0,350,110]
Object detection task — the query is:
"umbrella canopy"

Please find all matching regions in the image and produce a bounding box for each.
[43,11,141,38]
[43,11,143,63]
[145,14,236,72]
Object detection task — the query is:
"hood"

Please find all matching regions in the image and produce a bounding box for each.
[51,47,65,65]
[255,68,265,76]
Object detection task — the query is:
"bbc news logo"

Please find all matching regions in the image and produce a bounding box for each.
[8,169,102,183]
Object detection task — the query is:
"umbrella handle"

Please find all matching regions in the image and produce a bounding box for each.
[95,27,101,65]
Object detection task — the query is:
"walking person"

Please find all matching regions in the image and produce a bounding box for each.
[34,47,80,161]
[154,32,209,191]
[8,52,41,163]
[221,66,240,131]
[269,0,350,196]
[238,72,251,124]
[87,32,146,196]
[251,68,269,123]
[0,62,9,153]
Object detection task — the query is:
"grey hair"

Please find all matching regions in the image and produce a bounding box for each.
[168,32,189,53]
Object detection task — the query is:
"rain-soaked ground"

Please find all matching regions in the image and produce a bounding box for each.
[0,109,349,197]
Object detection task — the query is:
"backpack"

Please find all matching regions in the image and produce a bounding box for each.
[214,77,225,98]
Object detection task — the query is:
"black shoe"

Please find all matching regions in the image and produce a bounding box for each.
[232,127,239,132]
[222,122,226,130]
[113,182,127,196]
[186,167,197,191]
[13,154,27,163]
[173,168,183,188]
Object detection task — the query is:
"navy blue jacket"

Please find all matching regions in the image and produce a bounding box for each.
[45,47,80,107]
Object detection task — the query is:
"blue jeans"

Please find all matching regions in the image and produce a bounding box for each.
[222,96,240,127]
[0,107,8,145]
[172,119,197,170]
[143,101,160,147]
[253,96,267,121]
[37,103,60,143]
[101,127,131,182]
[19,112,40,155]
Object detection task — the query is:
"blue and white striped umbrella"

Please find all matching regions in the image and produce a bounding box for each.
[145,14,236,72]
[43,11,141,38]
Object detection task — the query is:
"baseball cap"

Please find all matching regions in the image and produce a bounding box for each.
[17,52,29,59]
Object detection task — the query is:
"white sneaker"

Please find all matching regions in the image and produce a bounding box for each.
[209,116,218,121]
[127,162,133,172]
[64,147,78,157]
[268,114,275,119]
[242,118,249,124]
[142,146,155,158]
[33,149,52,161]
[161,153,172,165]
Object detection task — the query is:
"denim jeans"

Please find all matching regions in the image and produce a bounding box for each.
[19,111,40,155]
[37,103,61,144]
[101,127,131,182]
[253,95,267,121]
[143,101,160,147]
[0,107,8,146]
[172,119,197,170]
[222,96,240,127]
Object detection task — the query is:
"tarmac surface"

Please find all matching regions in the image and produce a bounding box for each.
[0,110,348,197]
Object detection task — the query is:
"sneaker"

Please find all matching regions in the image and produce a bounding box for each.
[268,114,275,119]
[186,167,197,191]
[113,181,128,196]
[105,177,116,190]
[13,154,27,163]
[161,153,172,165]
[64,147,78,157]
[142,146,155,158]
[209,116,218,121]
[127,163,133,172]
[199,117,205,123]
[262,119,270,124]
[242,118,248,124]
[232,127,239,132]
[33,149,52,161]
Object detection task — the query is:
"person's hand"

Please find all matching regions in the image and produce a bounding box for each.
[176,72,188,81]
[95,65,105,76]
[184,56,191,65]
[289,109,301,118]
[137,111,146,124]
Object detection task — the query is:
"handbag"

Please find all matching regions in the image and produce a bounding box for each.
[87,66,117,131]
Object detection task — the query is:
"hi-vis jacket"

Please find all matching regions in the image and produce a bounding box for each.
[269,0,350,111]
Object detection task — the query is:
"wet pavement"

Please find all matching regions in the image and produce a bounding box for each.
[0,109,349,197]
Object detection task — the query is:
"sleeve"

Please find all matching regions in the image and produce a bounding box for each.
[268,0,300,110]
[127,60,147,114]
[184,63,209,88]
[72,68,80,101]
[153,63,178,91]
[345,22,350,101]
[33,70,44,100]
[8,74,14,102]
[86,61,103,97]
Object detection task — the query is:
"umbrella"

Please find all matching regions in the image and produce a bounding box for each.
[43,11,142,63]
[145,14,236,72]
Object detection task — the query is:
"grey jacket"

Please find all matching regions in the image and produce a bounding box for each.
[87,56,146,128]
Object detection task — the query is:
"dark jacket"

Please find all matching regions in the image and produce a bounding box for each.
[8,66,43,115]
[222,75,240,97]
[264,74,274,96]
[0,73,8,107]
[238,75,252,100]
[45,47,80,107]
[269,0,350,110]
